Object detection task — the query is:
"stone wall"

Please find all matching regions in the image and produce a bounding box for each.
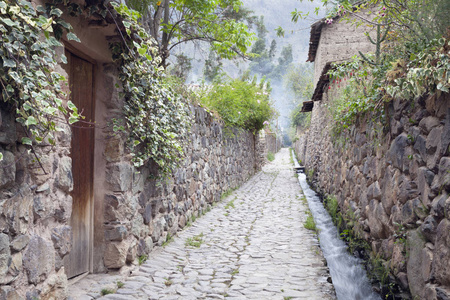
[0,99,264,299]
[99,105,263,272]
[264,132,281,155]
[294,86,450,298]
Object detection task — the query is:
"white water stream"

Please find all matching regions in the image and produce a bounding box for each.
[297,172,382,300]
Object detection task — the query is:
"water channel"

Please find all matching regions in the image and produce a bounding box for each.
[296,168,381,299]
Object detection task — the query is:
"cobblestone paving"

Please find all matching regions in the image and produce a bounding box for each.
[69,148,335,300]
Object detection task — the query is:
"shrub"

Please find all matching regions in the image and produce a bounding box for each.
[267,151,275,161]
[199,75,276,132]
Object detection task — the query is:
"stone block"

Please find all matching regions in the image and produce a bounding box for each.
[8,252,22,277]
[433,219,450,286]
[23,236,55,284]
[28,154,52,185]
[367,181,381,201]
[0,286,21,300]
[407,229,427,299]
[104,136,123,163]
[436,287,450,300]
[10,235,29,252]
[388,133,408,171]
[431,192,448,220]
[131,214,147,238]
[0,150,15,189]
[390,243,406,274]
[56,156,73,192]
[367,200,389,239]
[126,241,137,264]
[39,268,68,300]
[104,241,128,269]
[426,127,443,171]
[441,108,450,156]
[437,157,450,192]
[421,247,433,283]
[421,216,438,243]
[417,167,435,207]
[0,233,11,278]
[105,226,127,242]
[143,203,152,225]
[419,116,440,134]
[414,135,427,162]
[106,162,133,192]
[51,226,72,257]
[397,179,419,205]
[402,200,418,225]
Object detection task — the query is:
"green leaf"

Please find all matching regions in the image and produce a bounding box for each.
[67,100,77,111]
[122,20,132,28]
[68,116,78,124]
[0,17,16,27]
[437,83,449,93]
[50,8,63,17]
[21,137,33,145]
[60,54,67,64]
[25,116,37,126]
[67,32,81,43]
[3,58,16,68]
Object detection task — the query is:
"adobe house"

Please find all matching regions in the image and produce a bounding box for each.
[0,1,263,298]
[296,10,376,157]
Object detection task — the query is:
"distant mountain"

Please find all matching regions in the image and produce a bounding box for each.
[243,0,324,64]
[173,0,325,83]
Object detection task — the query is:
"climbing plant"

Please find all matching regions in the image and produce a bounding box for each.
[109,3,190,175]
[0,0,190,174]
[0,0,81,161]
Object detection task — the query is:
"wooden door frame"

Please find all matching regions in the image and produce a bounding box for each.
[65,44,96,277]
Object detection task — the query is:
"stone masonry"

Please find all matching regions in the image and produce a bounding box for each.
[0,97,266,298]
[294,87,450,298]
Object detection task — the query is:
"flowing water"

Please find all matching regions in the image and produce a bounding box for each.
[296,171,381,300]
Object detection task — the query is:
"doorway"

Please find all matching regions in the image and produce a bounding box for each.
[63,50,95,279]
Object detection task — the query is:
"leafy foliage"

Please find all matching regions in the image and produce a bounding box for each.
[110,3,191,175]
[285,63,313,131]
[125,0,255,67]
[386,38,450,98]
[199,75,275,132]
[0,0,81,152]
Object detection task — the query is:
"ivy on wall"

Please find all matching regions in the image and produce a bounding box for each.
[109,3,190,175]
[0,0,81,160]
[0,0,190,175]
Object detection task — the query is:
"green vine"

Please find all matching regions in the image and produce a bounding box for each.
[0,1,190,175]
[0,0,81,158]
[109,3,190,175]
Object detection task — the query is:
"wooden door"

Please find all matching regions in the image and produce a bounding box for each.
[64,51,95,279]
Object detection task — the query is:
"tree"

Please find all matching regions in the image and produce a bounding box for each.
[203,50,223,82]
[269,39,277,61]
[125,0,255,68]
[284,63,314,130]
[170,54,192,81]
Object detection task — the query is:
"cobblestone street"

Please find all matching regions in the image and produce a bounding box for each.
[69,149,335,300]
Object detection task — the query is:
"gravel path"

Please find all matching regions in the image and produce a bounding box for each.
[69,148,335,300]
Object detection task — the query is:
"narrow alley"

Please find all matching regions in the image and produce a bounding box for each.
[69,148,335,300]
